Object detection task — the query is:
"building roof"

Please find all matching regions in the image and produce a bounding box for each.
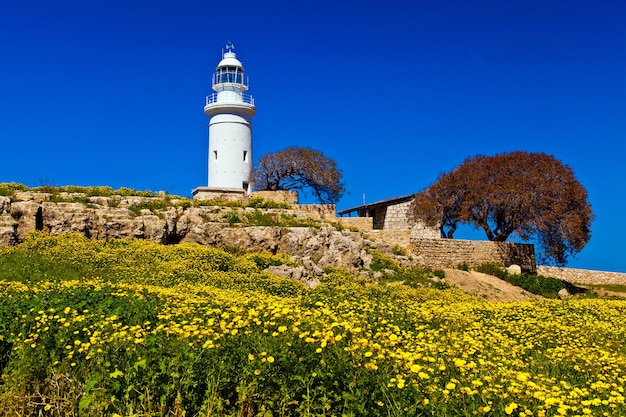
[338,193,415,216]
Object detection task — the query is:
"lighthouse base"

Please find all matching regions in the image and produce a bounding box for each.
[192,186,246,202]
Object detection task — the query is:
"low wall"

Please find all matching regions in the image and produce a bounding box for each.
[292,204,336,221]
[367,230,412,246]
[250,191,299,205]
[337,217,373,231]
[537,266,626,286]
[410,238,536,273]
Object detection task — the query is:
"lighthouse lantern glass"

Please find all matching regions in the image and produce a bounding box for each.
[216,67,243,84]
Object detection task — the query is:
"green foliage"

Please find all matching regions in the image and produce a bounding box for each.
[457,262,470,272]
[369,251,441,288]
[126,199,171,215]
[196,198,244,208]
[223,210,323,228]
[590,283,626,294]
[391,244,407,256]
[433,269,446,279]
[0,182,27,197]
[475,263,574,298]
[246,196,290,209]
[474,263,508,279]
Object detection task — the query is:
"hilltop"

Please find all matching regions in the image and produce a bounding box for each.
[1,183,624,300]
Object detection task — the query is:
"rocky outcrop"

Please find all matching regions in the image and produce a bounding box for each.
[0,191,539,278]
[0,193,380,272]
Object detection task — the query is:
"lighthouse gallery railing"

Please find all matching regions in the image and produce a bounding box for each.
[205,93,255,106]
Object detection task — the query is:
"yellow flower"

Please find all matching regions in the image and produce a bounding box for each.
[267,356,274,363]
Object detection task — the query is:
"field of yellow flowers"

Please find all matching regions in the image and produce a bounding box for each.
[0,232,625,416]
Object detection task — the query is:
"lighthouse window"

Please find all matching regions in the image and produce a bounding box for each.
[243,150,248,162]
[217,68,243,84]
[213,150,218,160]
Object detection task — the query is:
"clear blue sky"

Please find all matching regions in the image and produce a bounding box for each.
[1,1,625,272]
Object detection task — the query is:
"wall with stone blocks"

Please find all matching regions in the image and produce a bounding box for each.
[537,266,626,286]
[249,191,299,204]
[367,230,411,245]
[410,238,537,273]
[337,217,373,231]
[383,200,412,230]
[292,204,336,221]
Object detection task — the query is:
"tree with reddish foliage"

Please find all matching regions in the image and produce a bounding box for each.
[410,151,594,265]
[253,146,346,204]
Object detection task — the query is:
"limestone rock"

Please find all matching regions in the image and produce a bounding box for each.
[0,214,18,246]
[0,196,10,215]
[265,265,320,288]
[506,264,522,275]
[42,202,94,237]
[0,192,403,272]
[11,201,42,240]
[558,288,571,300]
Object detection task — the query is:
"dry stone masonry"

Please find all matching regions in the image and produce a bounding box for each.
[537,266,626,286]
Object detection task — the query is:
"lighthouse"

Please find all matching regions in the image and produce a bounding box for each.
[193,43,256,200]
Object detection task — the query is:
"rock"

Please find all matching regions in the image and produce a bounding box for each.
[265,265,320,288]
[301,257,325,276]
[11,201,42,240]
[558,288,571,300]
[0,191,404,273]
[42,202,93,237]
[0,196,10,215]
[383,269,396,277]
[0,214,18,245]
[506,264,522,275]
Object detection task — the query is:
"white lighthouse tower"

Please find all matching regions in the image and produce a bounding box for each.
[193,43,256,200]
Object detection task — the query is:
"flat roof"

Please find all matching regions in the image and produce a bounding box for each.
[338,193,414,216]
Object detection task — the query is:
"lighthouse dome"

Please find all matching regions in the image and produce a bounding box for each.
[217,52,244,70]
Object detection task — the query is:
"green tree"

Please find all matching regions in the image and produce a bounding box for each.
[410,151,593,265]
[253,146,346,204]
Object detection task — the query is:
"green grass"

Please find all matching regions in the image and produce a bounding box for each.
[474,263,588,298]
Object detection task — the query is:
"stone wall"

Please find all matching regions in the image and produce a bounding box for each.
[249,190,299,204]
[292,204,336,221]
[410,238,537,273]
[337,217,373,231]
[191,187,245,201]
[367,230,412,246]
[383,200,412,230]
[537,266,626,285]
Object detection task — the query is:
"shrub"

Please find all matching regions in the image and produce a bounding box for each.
[457,262,470,272]
[392,244,407,256]
[475,262,568,298]
[247,197,290,209]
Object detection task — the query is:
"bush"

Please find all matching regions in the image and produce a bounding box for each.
[475,263,567,298]
[457,262,470,272]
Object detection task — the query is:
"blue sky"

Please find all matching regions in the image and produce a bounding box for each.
[1,1,625,272]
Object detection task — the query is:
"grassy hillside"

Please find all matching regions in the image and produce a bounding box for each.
[0,233,625,416]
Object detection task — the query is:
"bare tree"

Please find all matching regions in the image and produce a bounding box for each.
[254,147,346,204]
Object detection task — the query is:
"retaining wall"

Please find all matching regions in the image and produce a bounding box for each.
[410,238,537,273]
[537,266,626,286]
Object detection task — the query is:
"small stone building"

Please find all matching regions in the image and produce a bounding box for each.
[338,194,439,239]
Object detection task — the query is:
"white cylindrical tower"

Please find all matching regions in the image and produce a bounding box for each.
[204,44,256,193]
